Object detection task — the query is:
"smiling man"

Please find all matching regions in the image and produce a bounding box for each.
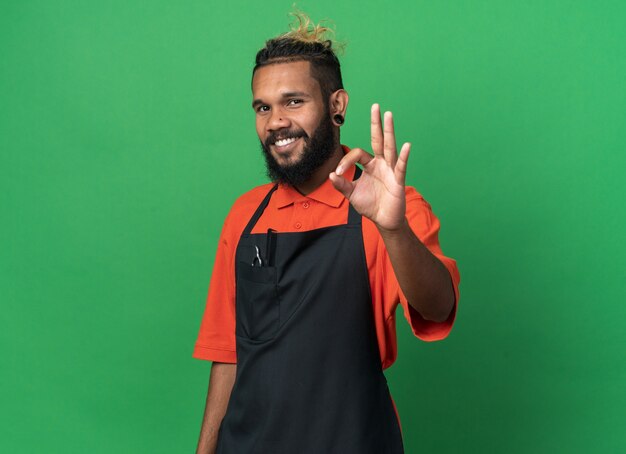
[194,13,460,454]
[255,60,338,194]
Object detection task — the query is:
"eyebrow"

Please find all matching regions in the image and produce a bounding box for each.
[252,91,311,108]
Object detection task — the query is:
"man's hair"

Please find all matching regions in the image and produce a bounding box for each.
[253,12,344,103]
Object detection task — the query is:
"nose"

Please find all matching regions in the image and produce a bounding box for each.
[267,108,291,131]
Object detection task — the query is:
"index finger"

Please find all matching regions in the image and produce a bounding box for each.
[335,148,374,176]
[371,103,384,157]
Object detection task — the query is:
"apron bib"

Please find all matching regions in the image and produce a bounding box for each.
[217,169,404,453]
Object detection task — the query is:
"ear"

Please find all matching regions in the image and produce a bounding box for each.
[329,89,349,126]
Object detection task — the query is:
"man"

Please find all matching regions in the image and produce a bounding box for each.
[194,13,460,454]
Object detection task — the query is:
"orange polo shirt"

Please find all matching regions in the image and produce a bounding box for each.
[194,159,460,369]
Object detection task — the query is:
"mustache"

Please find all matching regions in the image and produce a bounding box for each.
[264,129,308,148]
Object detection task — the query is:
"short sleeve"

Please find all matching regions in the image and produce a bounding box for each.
[193,214,237,363]
[399,190,460,341]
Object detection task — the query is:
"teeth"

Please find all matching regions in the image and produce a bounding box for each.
[275,137,297,147]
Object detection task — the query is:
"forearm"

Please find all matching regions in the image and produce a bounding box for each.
[379,218,455,322]
[196,362,237,454]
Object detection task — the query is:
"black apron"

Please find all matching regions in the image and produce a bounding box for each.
[216,169,404,453]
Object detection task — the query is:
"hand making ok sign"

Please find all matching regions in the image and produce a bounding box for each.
[329,103,411,232]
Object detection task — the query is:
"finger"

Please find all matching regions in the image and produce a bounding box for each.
[335,148,374,176]
[383,111,398,167]
[394,142,411,185]
[371,103,384,157]
[329,171,356,200]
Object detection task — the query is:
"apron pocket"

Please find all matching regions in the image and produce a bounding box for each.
[236,261,279,341]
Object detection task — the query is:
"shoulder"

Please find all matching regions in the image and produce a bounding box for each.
[221,183,275,238]
[404,186,440,235]
[404,185,432,216]
[405,185,426,204]
[229,183,275,216]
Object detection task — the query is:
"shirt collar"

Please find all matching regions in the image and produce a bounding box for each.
[274,145,354,209]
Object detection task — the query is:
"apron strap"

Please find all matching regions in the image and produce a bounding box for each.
[243,184,278,235]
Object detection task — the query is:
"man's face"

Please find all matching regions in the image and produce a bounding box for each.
[252,60,335,186]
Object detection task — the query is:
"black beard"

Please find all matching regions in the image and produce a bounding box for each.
[260,115,336,187]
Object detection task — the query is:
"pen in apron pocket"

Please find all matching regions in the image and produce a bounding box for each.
[266,228,276,266]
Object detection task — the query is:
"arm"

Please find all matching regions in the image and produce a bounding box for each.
[329,104,454,322]
[378,218,454,322]
[196,362,237,454]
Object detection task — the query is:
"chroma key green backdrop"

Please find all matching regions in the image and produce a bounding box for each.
[1,1,624,453]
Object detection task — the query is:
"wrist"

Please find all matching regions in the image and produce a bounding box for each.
[376,217,411,239]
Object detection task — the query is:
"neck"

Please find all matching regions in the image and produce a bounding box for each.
[293,144,344,195]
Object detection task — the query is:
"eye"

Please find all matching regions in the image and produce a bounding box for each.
[287,99,303,106]
[256,105,270,113]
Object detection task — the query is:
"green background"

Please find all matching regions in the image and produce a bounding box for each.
[1,1,624,452]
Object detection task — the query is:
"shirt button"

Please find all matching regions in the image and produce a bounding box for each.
[302,201,310,209]
[295,222,302,229]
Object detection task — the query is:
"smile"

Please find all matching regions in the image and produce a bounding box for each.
[273,136,301,151]
[275,137,297,146]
